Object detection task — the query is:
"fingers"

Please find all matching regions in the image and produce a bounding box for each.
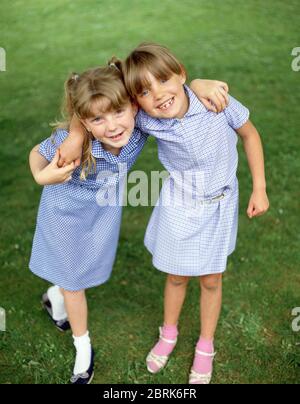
[61,167,74,183]
[62,161,76,174]
[217,80,229,93]
[219,87,229,105]
[247,205,269,218]
[205,90,227,113]
[252,208,268,217]
[213,91,228,112]
[201,92,227,114]
[62,158,76,167]
[199,97,218,113]
[212,83,229,113]
[54,161,76,184]
[57,150,76,168]
[209,93,222,113]
[61,165,75,183]
[63,176,73,183]
[213,93,223,113]
[247,200,255,218]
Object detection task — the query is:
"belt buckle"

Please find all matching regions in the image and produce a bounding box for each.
[211,192,224,203]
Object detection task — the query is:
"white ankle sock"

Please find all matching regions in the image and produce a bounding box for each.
[47,285,67,321]
[73,331,92,375]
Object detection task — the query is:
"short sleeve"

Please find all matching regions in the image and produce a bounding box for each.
[223,95,250,130]
[38,129,69,162]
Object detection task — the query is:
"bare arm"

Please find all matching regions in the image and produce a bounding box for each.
[29,144,50,184]
[29,144,76,186]
[236,120,270,218]
[57,115,85,167]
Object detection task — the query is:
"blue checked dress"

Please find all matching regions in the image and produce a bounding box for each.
[29,128,147,291]
[136,87,250,276]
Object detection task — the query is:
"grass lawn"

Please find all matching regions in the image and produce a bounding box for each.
[0,0,299,384]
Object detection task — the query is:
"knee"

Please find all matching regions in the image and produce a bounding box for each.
[200,274,222,292]
[61,288,85,297]
[168,275,190,287]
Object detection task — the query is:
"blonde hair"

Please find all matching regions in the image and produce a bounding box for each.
[122,42,186,99]
[53,60,130,180]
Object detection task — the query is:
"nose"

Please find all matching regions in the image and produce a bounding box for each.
[106,117,117,132]
[152,82,164,101]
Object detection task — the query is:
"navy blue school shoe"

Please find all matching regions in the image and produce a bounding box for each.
[70,348,95,385]
[41,293,70,332]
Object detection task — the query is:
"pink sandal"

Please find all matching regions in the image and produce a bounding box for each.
[189,349,216,384]
[146,327,178,373]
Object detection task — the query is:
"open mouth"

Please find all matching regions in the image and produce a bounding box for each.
[108,132,124,142]
[157,97,175,111]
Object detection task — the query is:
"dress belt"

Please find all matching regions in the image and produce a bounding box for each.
[197,193,225,205]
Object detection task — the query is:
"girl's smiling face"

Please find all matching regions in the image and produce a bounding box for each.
[82,101,137,152]
[136,71,189,119]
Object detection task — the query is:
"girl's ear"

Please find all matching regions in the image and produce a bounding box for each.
[180,65,187,84]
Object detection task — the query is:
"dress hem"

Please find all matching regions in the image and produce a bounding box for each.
[29,266,111,292]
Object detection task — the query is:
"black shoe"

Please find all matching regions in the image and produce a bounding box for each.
[70,349,95,385]
[41,293,70,332]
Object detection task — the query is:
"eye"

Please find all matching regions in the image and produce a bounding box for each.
[92,117,103,123]
[116,109,125,115]
[140,89,149,97]
[160,77,170,84]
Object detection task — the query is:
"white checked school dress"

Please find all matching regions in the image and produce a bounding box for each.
[29,128,147,291]
[136,87,249,276]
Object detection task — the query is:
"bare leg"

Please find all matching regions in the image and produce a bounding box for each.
[164,274,190,325]
[61,288,93,379]
[188,274,223,383]
[199,274,222,339]
[61,289,88,337]
[147,274,189,373]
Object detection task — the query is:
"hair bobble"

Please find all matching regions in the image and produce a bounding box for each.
[109,63,120,71]
[72,73,80,81]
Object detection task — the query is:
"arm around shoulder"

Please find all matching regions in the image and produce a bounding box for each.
[57,115,85,167]
[189,79,229,113]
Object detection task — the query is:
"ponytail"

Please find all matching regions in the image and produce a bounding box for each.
[64,72,80,119]
[108,56,123,74]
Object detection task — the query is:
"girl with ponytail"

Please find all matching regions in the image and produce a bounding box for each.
[29,63,147,384]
